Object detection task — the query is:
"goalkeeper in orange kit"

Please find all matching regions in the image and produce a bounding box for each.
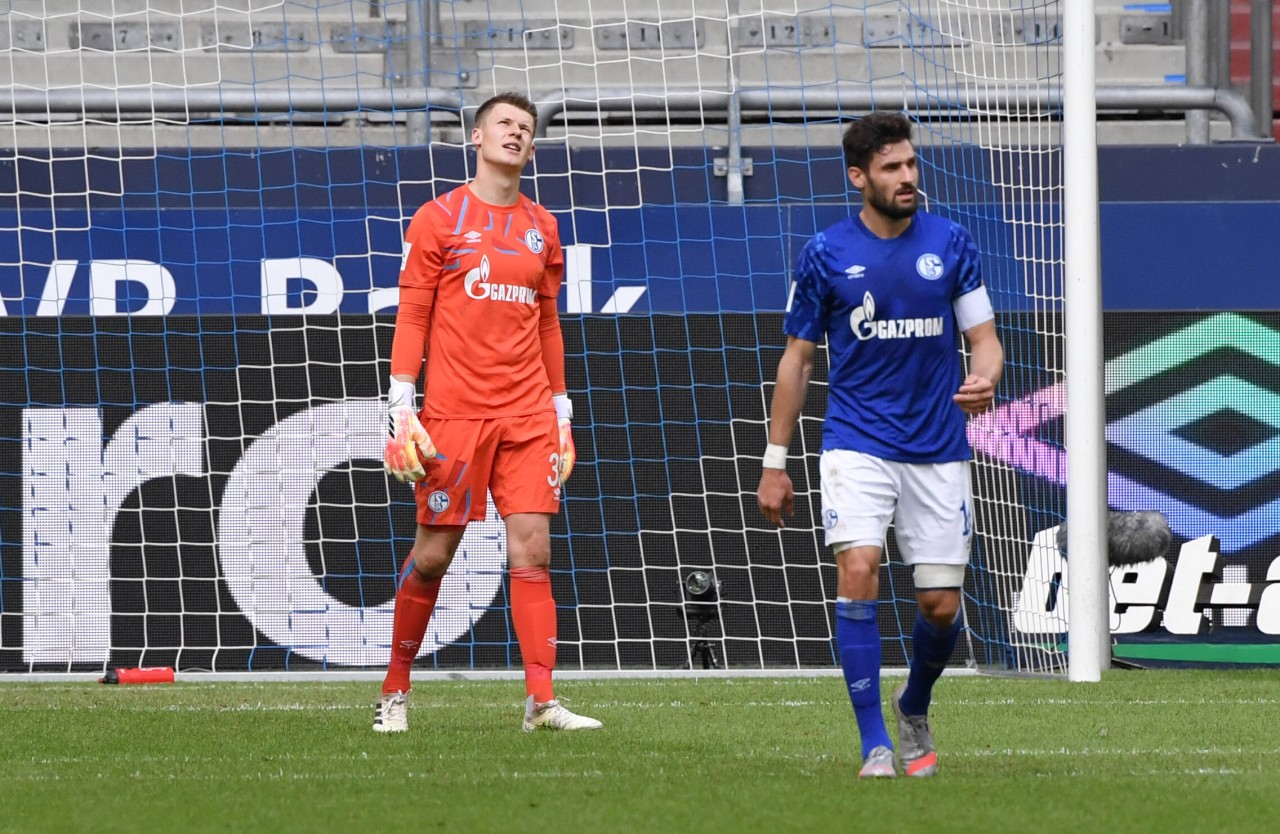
[375,91,600,733]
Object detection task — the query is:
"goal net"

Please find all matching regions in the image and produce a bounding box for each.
[0,0,1067,675]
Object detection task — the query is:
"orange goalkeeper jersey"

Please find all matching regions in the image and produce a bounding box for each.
[397,184,565,418]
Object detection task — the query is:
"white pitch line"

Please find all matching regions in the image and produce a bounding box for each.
[0,769,611,784]
[946,697,1280,706]
[955,746,1280,758]
[1,668,930,684]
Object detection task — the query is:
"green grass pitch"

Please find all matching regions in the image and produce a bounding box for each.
[2,671,1275,833]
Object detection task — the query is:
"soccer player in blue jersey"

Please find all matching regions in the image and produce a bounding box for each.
[756,111,1003,779]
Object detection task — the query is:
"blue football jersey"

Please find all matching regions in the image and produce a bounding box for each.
[783,211,986,463]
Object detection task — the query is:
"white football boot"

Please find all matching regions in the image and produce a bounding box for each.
[373,691,409,733]
[857,744,898,779]
[521,695,603,732]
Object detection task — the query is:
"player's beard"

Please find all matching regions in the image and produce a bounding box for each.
[865,180,919,221]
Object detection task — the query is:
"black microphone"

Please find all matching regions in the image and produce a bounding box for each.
[1056,510,1172,567]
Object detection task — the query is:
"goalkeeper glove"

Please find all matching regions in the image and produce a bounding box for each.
[384,377,435,483]
[554,394,575,484]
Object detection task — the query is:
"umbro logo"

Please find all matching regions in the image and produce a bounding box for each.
[464,230,482,242]
[848,677,872,693]
[845,265,865,278]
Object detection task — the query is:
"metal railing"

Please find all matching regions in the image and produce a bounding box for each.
[1186,0,1275,141]
[0,82,1257,208]
[0,83,1258,142]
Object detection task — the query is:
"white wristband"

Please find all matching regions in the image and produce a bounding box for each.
[553,394,573,421]
[762,443,788,470]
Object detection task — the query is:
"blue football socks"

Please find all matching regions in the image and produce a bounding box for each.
[835,598,893,758]
[898,610,964,717]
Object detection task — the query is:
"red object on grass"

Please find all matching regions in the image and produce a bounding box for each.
[99,667,175,685]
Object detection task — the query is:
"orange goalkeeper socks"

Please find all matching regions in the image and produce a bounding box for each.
[510,566,557,703]
[382,558,442,696]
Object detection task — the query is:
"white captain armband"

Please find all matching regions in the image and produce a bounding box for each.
[953,285,994,332]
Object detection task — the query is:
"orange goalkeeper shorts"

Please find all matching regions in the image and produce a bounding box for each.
[414,411,561,526]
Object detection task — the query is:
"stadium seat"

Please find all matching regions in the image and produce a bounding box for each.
[0,0,1241,147]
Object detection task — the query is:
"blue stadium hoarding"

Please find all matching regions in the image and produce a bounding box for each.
[3,144,1280,318]
[1,199,1278,316]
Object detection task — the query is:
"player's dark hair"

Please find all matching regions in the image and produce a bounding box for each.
[475,92,538,131]
[842,111,914,172]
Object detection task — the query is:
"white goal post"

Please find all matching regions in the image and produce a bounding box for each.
[1062,0,1108,682]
